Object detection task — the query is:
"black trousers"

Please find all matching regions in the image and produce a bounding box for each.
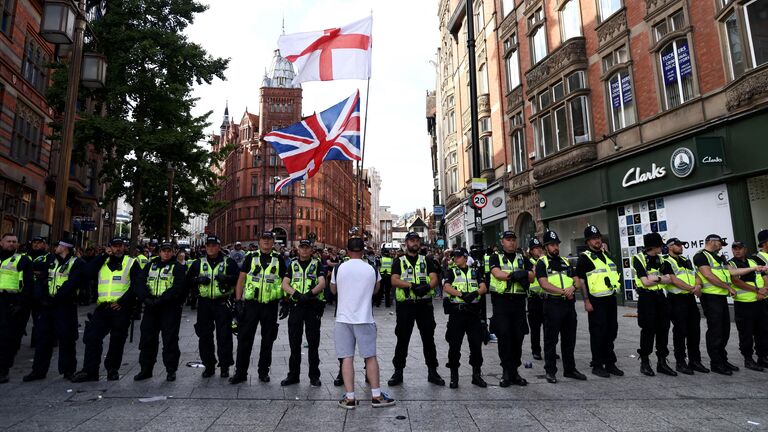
[287,301,323,379]
[527,295,544,356]
[139,301,182,372]
[637,290,670,358]
[543,297,577,375]
[375,275,392,307]
[700,293,730,366]
[31,302,78,376]
[393,300,438,369]
[82,304,131,375]
[588,294,618,368]
[195,298,234,369]
[491,294,528,371]
[734,301,768,359]
[0,294,30,373]
[444,306,483,369]
[235,300,279,376]
[668,294,702,363]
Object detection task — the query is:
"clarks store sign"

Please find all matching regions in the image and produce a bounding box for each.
[622,164,666,187]
[621,147,695,188]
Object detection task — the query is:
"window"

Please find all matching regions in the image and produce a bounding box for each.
[532,72,591,158]
[269,176,277,193]
[446,110,456,134]
[1,0,13,35]
[502,0,515,17]
[251,176,258,195]
[504,33,521,92]
[475,1,485,31]
[598,0,621,21]
[252,152,260,167]
[659,38,695,109]
[530,25,547,64]
[560,0,582,42]
[720,0,768,81]
[10,103,42,164]
[479,135,493,170]
[606,70,636,131]
[724,12,746,79]
[654,9,686,42]
[570,96,590,143]
[510,114,526,175]
[268,148,277,166]
[478,64,489,94]
[448,167,458,194]
[21,35,49,94]
[602,45,629,70]
[299,180,306,197]
[85,161,97,195]
[745,0,768,68]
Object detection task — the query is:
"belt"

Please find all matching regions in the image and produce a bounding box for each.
[637,288,665,295]
[544,295,574,302]
[491,292,527,299]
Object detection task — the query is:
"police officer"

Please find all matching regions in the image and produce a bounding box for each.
[280,239,325,387]
[72,237,140,382]
[443,248,487,388]
[24,239,82,382]
[230,232,287,384]
[526,238,544,360]
[575,225,624,378]
[728,241,768,371]
[388,232,444,386]
[0,233,34,383]
[187,235,239,379]
[659,238,708,374]
[755,230,768,268]
[27,236,49,348]
[536,230,587,384]
[488,230,531,387]
[136,246,151,270]
[134,242,186,382]
[632,232,676,377]
[376,249,394,308]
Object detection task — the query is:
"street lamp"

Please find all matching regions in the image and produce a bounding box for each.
[81,53,107,88]
[40,0,76,44]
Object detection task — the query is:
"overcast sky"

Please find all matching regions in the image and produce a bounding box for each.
[185,0,439,215]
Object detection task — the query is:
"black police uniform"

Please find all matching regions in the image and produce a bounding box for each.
[234,251,287,381]
[29,252,83,379]
[693,249,732,369]
[576,248,619,370]
[443,264,484,374]
[526,252,544,358]
[0,250,34,382]
[729,257,768,363]
[633,252,671,362]
[488,251,532,374]
[660,254,703,366]
[285,258,324,382]
[187,253,239,374]
[27,248,50,348]
[136,256,186,376]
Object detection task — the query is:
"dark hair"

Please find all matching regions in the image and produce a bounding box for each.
[1,233,17,239]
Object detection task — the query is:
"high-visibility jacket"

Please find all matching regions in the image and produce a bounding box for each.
[136,254,150,269]
[528,257,543,295]
[380,257,393,275]
[447,266,480,304]
[289,258,323,301]
[489,252,526,295]
[696,250,731,296]
[729,258,765,302]
[97,256,134,304]
[633,253,662,291]
[146,261,177,297]
[197,257,230,299]
[0,253,24,293]
[538,255,573,297]
[244,252,284,303]
[660,255,696,294]
[47,255,77,296]
[582,250,620,297]
[395,255,433,302]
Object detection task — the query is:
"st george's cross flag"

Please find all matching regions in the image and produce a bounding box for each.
[278,16,372,84]
[263,91,361,192]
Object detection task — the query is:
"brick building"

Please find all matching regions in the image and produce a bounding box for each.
[435,0,768,301]
[0,0,112,245]
[208,48,368,249]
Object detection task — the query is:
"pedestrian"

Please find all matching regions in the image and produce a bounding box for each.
[443,247,487,388]
[575,225,624,378]
[280,239,325,387]
[134,242,186,382]
[0,233,34,384]
[23,239,82,382]
[536,230,587,384]
[187,235,239,379]
[230,232,286,384]
[487,230,531,387]
[71,237,140,382]
[526,238,545,361]
[387,232,445,387]
[659,238,708,374]
[727,241,768,371]
[229,242,246,269]
[332,236,395,409]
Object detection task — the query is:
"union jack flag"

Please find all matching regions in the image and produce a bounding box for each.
[263,91,361,192]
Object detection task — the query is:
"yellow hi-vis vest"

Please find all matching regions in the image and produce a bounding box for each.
[484,253,491,274]
[448,266,480,303]
[137,254,150,269]
[757,251,768,266]
[633,253,662,291]
[0,253,24,293]
[97,256,134,304]
[697,250,731,296]
[396,255,433,302]
[528,257,543,295]
[660,255,696,295]
[244,252,284,303]
[289,258,324,301]
[582,250,620,297]
[146,261,176,297]
[729,258,765,303]
[380,257,393,275]
[48,256,76,296]
[538,255,573,297]
[198,257,230,299]
[489,252,526,294]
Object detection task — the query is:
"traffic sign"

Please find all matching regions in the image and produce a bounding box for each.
[472,192,488,209]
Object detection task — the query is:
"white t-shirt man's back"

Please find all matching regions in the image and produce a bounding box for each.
[332,258,380,324]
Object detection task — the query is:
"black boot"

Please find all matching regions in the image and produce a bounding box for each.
[166,371,176,382]
[675,361,694,375]
[657,358,677,376]
[449,368,459,389]
[220,367,230,378]
[724,360,740,372]
[22,371,46,382]
[591,366,610,378]
[228,373,247,384]
[388,368,403,386]
[510,369,527,386]
[471,367,487,388]
[640,357,655,376]
[427,368,445,386]
[758,356,768,368]
[133,369,152,381]
[606,364,624,376]
[71,371,98,383]
[281,375,300,386]
[689,360,710,373]
[745,357,764,372]
[201,366,215,378]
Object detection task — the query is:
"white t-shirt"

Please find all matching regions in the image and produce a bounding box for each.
[332,258,380,324]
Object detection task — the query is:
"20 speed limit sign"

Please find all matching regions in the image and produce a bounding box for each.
[472,192,488,209]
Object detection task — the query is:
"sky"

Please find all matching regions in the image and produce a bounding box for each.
[185,0,440,215]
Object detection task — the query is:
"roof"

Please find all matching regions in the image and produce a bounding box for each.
[262,49,300,89]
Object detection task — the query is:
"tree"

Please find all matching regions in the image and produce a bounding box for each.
[49,0,229,245]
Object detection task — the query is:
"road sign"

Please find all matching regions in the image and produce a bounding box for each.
[433,205,445,218]
[471,177,488,190]
[471,192,488,209]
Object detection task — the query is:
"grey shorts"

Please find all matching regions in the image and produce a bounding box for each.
[335,322,377,359]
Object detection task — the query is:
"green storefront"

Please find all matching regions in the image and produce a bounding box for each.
[538,111,768,303]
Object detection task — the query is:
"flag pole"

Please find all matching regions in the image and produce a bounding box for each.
[356,77,371,232]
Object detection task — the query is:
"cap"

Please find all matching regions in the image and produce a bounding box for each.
[299,239,312,247]
[235,241,242,246]
[501,230,517,239]
[248,243,256,247]
[109,237,124,246]
[643,233,664,249]
[542,230,561,245]
[405,232,420,240]
[584,225,601,240]
[347,237,365,252]
[470,244,481,251]
[731,241,746,248]
[528,238,542,250]
[260,232,275,240]
[705,234,728,246]
[758,229,768,247]
[31,236,46,243]
[58,239,74,248]
[205,235,221,245]
[453,247,469,258]
[159,242,174,250]
[665,237,684,246]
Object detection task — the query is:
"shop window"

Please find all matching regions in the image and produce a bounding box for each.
[560,0,582,42]
[1,0,13,36]
[658,38,696,109]
[533,72,591,158]
[10,102,42,164]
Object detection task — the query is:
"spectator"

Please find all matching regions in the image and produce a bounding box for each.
[229,242,245,269]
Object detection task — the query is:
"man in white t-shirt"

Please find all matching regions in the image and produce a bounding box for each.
[331,236,395,409]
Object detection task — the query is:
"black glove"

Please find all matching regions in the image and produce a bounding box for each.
[412,283,430,297]
[197,276,211,285]
[512,270,529,283]
[461,291,479,304]
[215,273,229,284]
[234,300,246,321]
[143,297,157,307]
[278,300,290,320]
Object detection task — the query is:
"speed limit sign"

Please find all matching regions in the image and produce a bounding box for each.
[472,192,488,209]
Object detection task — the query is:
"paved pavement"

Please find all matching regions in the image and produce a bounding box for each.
[2,299,768,431]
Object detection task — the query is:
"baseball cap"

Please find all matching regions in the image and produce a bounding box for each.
[501,230,517,239]
[235,241,242,246]
[299,239,312,247]
[665,237,684,246]
[705,234,728,246]
[159,242,174,250]
[205,235,221,245]
[452,248,469,258]
[731,241,746,249]
[347,237,365,252]
[405,232,420,240]
[32,236,46,243]
[109,237,124,246]
[260,232,275,239]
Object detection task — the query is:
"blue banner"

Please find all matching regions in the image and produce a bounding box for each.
[610,76,621,108]
[662,41,691,85]
[677,41,692,78]
[611,73,633,108]
[621,73,633,104]
[662,49,677,85]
